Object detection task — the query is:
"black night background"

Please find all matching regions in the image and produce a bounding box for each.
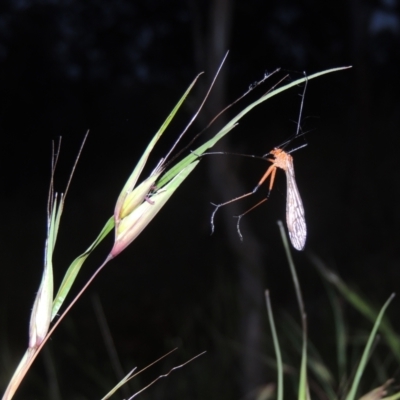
[1,0,400,399]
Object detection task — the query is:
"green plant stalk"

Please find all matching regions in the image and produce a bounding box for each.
[345,293,396,400]
[100,349,178,399]
[52,67,350,327]
[3,193,65,400]
[2,66,349,400]
[277,221,309,399]
[385,391,400,400]
[52,73,203,318]
[265,290,284,400]
[51,216,114,319]
[323,279,348,383]
[279,312,336,399]
[2,162,197,400]
[158,67,350,189]
[310,253,400,362]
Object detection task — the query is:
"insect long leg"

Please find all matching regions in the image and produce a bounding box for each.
[210,191,255,234]
[234,198,268,240]
[211,148,306,250]
[210,76,309,249]
[258,158,277,190]
[210,159,277,235]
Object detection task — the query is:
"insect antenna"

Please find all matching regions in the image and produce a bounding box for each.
[208,72,310,250]
[296,72,308,137]
[288,143,308,155]
[272,72,309,152]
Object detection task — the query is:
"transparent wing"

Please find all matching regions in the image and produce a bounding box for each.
[285,161,307,250]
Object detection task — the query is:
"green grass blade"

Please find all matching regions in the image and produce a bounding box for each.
[115,74,202,217]
[52,76,202,319]
[310,254,400,362]
[51,216,114,319]
[276,221,309,399]
[384,391,400,400]
[280,312,336,399]
[101,367,137,400]
[345,294,396,400]
[53,66,348,356]
[298,336,309,400]
[265,291,284,400]
[101,349,180,400]
[29,194,63,348]
[325,281,348,382]
[158,66,350,189]
[157,123,236,188]
[112,160,199,258]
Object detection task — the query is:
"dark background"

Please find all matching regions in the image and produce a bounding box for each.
[1,0,400,399]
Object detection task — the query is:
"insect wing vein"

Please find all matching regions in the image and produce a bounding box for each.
[285,161,306,250]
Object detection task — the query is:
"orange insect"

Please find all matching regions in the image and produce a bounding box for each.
[258,148,306,250]
[211,76,309,250]
[210,145,307,250]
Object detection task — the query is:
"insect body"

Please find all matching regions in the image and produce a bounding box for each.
[261,148,306,250]
[210,146,307,251]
